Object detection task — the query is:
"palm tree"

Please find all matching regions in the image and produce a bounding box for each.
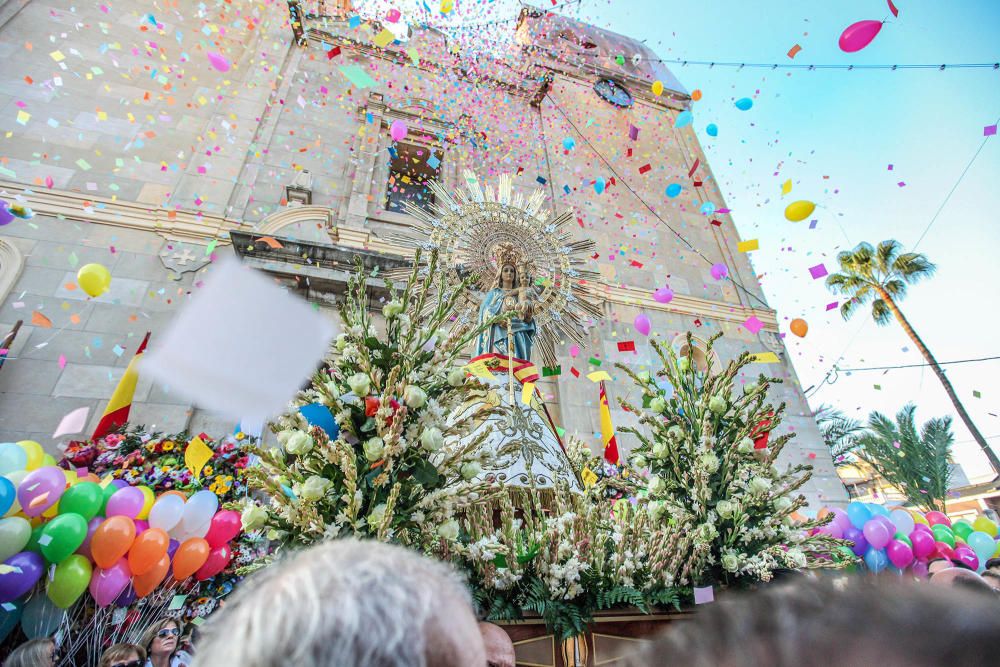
[825,240,1000,477]
[852,405,954,512]
[814,404,864,467]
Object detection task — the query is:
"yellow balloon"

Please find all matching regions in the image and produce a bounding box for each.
[784,200,816,222]
[973,515,998,538]
[41,453,56,468]
[77,263,112,298]
[17,441,44,471]
[137,486,155,520]
[651,80,664,96]
[910,510,928,526]
[4,470,29,517]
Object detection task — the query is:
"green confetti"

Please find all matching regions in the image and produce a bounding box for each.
[76,158,92,171]
[588,357,602,366]
[205,239,218,256]
[973,390,982,398]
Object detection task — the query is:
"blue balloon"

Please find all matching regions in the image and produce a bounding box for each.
[700,201,716,216]
[0,477,13,516]
[846,501,872,530]
[562,137,575,150]
[735,97,753,110]
[0,443,26,476]
[299,403,339,439]
[675,110,693,128]
[864,546,888,573]
[594,178,605,194]
[706,123,718,137]
[868,503,890,518]
[0,599,21,643]
[665,183,682,198]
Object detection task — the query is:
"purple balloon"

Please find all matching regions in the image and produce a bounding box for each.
[634,313,651,336]
[17,466,66,518]
[863,519,891,550]
[105,486,145,518]
[844,527,868,556]
[0,201,14,227]
[110,480,129,490]
[134,519,149,536]
[954,547,979,571]
[0,552,45,603]
[77,516,103,561]
[710,263,729,280]
[910,529,936,560]
[166,539,180,560]
[653,287,674,304]
[115,584,137,608]
[911,560,929,578]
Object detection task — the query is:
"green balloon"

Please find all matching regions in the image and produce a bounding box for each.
[952,520,974,541]
[26,523,45,553]
[932,523,956,548]
[0,516,32,562]
[894,532,912,548]
[40,514,88,564]
[99,483,119,516]
[47,555,92,609]
[58,482,103,521]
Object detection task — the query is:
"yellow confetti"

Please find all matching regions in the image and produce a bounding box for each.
[49,50,65,62]
[15,111,30,125]
[781,179,792,195]
[587,370,612,383]
[521,382,535,405]
[373,28,396,48]
[737,239,759,252]
[582,467,598,487]
[749,352,780,363]
[184,435,214,479]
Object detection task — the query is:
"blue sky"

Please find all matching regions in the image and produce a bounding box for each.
[361,0,1000,480]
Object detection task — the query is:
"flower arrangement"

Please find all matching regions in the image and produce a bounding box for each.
[244,251,502,555]
[616,332,846,585]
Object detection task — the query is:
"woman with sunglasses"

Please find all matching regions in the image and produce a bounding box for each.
[99,643,146,667]
[140,618,193,667]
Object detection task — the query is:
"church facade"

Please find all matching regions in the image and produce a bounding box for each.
[0,2,847,506]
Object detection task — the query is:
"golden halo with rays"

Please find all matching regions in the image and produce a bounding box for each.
[384,171,602,367]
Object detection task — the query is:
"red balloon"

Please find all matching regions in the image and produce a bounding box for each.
[195,544,232,581]
[203,511,242,549]
[933,542,957,562]
[838,20,883,53]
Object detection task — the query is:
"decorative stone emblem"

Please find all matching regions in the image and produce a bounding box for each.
[159,241,211,279]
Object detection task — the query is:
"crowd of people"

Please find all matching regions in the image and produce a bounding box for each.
[3,540,999,666]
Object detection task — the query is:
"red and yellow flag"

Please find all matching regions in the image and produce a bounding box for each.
[599,381,620,465]
[92,332,150,440]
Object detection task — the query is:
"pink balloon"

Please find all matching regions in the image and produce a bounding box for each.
[204,511,242,549]
[886,539,914,569]
[634,313,651,336]
[77,517,103,561]
[89,558,131,607]
[207,52,230,72]
[710,263,728,280]
[910,529,935,560]
[934,542,957,562]
[862,519,891,550]
[838,20,883,53]
[134,520,149,535]
[106,486,145,519]
[911,523,933,536]
[954,547,979,571]
[389,120,408,142]
[925,511,951,528]
[653,287,674,304]
[17,466,66,517]
[195,543,232,581]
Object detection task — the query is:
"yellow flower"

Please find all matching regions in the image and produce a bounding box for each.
[162,441,175,451]
[235,432,245,441]
[203,466,214,477]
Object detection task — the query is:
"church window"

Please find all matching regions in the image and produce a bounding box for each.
[385,142,442,214]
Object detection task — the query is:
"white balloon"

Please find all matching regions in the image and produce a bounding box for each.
[889,509,915,536]
[175,490,218,538]
[148,494,185,533]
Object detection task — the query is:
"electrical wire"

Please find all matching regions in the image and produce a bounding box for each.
[835,355,1000,373]
[569,51,1000,72]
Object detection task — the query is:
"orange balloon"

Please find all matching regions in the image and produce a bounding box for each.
[172,538,210,581]
[128,528,169,576]
[790,318,808,338]
[92,516,136,569]
[691,89,702,101]
[133,554,171,598]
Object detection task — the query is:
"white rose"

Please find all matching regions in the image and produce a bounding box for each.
[382,300,404,318]
[447,367,466,387]
[276,430,294,445]
[285,431,314,455]
[716,500,736,519]
[347,373,371,396]
[420,427,444,452]
[300,475,332,501]
[708,395,726,414]
[786,549,807,568]
[241,504,268,531]
[335,333,349,351]
[648,475,666,496]
[461,461,482,480]
[721,553,740,572]
[437,518,460,541]
[749,476,772,495]
[698,451,720,474]
[367,503,387,528]
[403,385,427,410]
[652,442,669,460]
[631,454,648,468]
[650,396,667,414]
[737,437,755,454]
[363,437,385,462]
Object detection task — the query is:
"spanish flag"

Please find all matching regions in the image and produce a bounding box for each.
[599,381,620,465]
[92,332,150,440]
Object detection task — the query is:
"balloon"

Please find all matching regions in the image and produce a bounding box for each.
[99,481,122,516]
[665,183,682,198]
[149,494,186,533]
[886,540,914,569]
[56,482,103,521]
[925,511,951,527]
[651,80,664,96]
[863,519,891,550]
[0,551,44,602]
[172,538,210,580]
[700,201,716,216]
[844,527,868,556]
[0,478,14,517]
[653,287,673,304]
[931,523,955,548]
[911,522,933,536]
[76,263,112,298]
[864,547,888,573]
[893,532,912,548]
[934,542,957,562]
[634,313,651,336]
[784,200,816,222]
[706,123,718,137]
[17,466,66,517]
[175,491,218,539]
[0,599,21,643]
[889,509,915,537]
[195,543,232,581]
[299,404,339,439]
[594,178,605,194]
[562,137,575,151]
[105,486,145,519]
[0,443,26,475]
[789,319,808,338]
[47,555,92,609]
[839,20,883,53]
[115,584,137,608]
[77,517,102,561]
[16,441,44,471]
[954,546,978,571]
[207,51,230,72]
[675,110,693,128]
[204,511,242,549]
[911,511,929,526]
[136,486,156,521]
[967,531,996,563]
[830,508,851,531]
[911,560,929,578]
[973,515,998,537]
[734,97,753,110]
[128,528,169,576]
[0,517,31,562]
[40,454,55,468]
[20,594,63,639]
[91,516,136,569]
[952,520,974,541]
[846,502,872,530]
[39,514,88,564]
[134,519,149,536]
[389,120,407,142]
[710,263,728,280]
[89,558,131,607]
[133,554,170,598]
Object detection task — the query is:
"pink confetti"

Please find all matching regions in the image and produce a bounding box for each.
[207,52,231,72]
[743,316,764,334]
[58,354,67,369]
[808,264,828,280]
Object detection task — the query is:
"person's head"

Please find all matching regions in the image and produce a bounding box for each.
[99,643,147,667]
[141,618,181,659]
[479,623,515,667]
[498,263,517,289]
[2,638,55,667]
[930,566,996,597]
[627,577,1000,667]
[981,570,1000,591]
[194,539,485,667]
[927,557,953,575]
[985,557,1000,573]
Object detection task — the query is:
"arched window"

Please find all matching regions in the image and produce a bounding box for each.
[0,238,25,304]
[671,333,719,374]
